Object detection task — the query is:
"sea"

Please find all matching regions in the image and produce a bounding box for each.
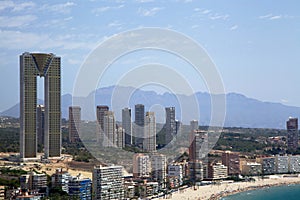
[221,184,300,200]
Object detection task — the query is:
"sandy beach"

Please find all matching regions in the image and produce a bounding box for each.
[160,175,300,200]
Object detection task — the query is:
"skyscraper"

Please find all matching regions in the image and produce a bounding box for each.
[96,105,109,132]
[122,107,132,146]
[190,120,199,132]
[69,106,81,143]
[189,130,208,161]
[36,105,45,151]
[134,104,145,146]
[287,117,298,151]
[143,112,156,152]
[20,52,61,159]
[103,111,116,147]
[93,165,124,200]
[96,105,109,143]
[165,107,176,145]
[116,126,125,148]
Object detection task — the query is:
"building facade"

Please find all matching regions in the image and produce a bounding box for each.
[133,153,151,178]
[276,155,289,174]
[150,153,167,189]
[165,107,176,145]
[287,117,298,151]
[69,176,92,200]
[167,164,183,187]
[143,112,156,152]
[208,163,228,180]
[69,106,81,143]
[51,168,71,193]
[92,165,124,200]
[36,105,45,151]
[20,52,61,159]
[103,111,116,147]
[134,104,145,146]
[221,151,241,176]
[122,108,132,146]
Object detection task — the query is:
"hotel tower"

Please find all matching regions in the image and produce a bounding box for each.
[20,52,61,160]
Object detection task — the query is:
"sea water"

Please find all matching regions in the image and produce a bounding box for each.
[222,184,300,200]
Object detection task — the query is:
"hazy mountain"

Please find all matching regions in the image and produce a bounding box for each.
[1,86,300,129]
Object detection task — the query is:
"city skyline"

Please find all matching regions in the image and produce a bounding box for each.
[0,1,300,113]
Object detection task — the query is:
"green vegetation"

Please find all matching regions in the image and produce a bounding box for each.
[0,168,27,188]
[0,127,19,152]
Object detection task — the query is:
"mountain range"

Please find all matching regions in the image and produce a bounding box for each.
[1,85,299,129]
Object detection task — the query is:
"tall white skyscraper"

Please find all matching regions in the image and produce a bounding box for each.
[143,112,156,152]
[103,111,116,147]
[20,52,61,159]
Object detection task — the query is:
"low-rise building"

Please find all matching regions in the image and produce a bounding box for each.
[208,163,228,180]
[257,157,276,175]
[167,164,183,187]
[276,155,289,174]
[51,168,71,193]
[241,162,262,176]
[289,155,300,173]
[68,175,92,200]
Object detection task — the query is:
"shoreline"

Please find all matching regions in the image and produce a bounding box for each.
[162,175,300,200]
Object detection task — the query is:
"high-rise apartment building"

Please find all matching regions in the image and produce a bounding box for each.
[190,120,199,132]
[188,160,203,182]
[20,52,61,159]
[133,153,151,178]
[93,165,124,200]
[122,108,132,146]
[165,107,176,145]
[96,105,109,132]
[116,126,125,148]
[36,105,45,150]
[151,153,167,189]
[103,111,116,147]
[189,130,208,161]
[143,112,156,152]
[69,106,81,143]
[221,151,241,176]
[287,117,298,151]
[134,104,145,146]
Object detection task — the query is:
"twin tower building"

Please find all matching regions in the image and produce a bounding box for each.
[20,52,61,160]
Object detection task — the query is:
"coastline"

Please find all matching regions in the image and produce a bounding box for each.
[161,175,300,200]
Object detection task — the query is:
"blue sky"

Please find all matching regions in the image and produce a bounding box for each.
[0,0,300,112]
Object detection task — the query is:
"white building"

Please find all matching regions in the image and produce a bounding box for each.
[151,154,167,189]
[92,165,124,200]
[208,163,228,180]
[276,155,289,174]
[133,154,151,178]
[289,155,300,173]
